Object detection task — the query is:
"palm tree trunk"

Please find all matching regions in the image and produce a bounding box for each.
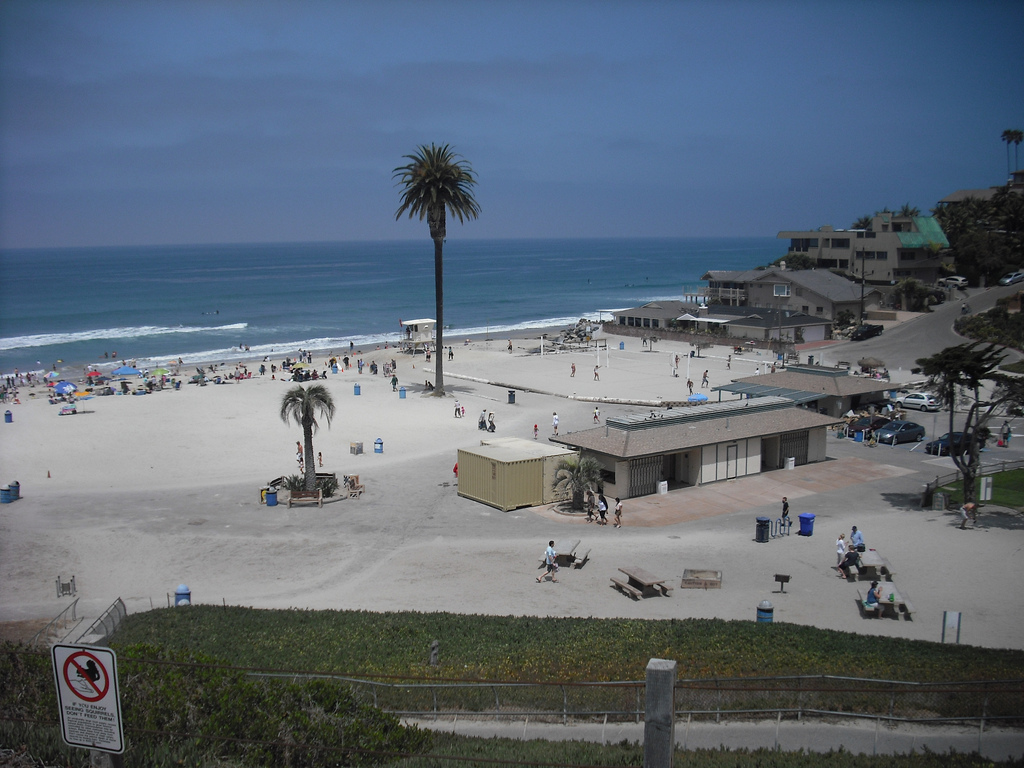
[303,426,316,491]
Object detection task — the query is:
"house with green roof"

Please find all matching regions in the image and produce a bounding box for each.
[777,213,951,285]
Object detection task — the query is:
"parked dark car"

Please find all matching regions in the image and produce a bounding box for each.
[874,420,926,444]
[925,431,985,456]
[850,324,883,341]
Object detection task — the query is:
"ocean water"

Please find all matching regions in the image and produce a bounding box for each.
[0,237,781,376]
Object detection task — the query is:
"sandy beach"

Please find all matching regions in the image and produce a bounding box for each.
[2,330,1023,652]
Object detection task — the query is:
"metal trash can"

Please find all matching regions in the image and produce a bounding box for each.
[354,383,361,396]
[784,457,796,470]
[798,512,815,536]
[351,442,363,455]
[4,411,11,423]
[266,487,278,507]
[508,389,516,404]
[756,600,774,623]
[619,341,624,350]
[808,355,814,366]
[9,481,19,500]
[374,438,383,454]
[0,487,9,504]
[174,584,191,606]
[399,386,406,399]
[755,516,770,543]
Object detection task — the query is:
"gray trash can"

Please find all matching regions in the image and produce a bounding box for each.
[756,600,774,623]
[174,584,191,606]
[508,389,516,404]
[755,516,770,543]
[266,487,278,507]
[798,512,815,536]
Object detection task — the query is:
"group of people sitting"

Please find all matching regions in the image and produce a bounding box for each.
[835,525,866,579]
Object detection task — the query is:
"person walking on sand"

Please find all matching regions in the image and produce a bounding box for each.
[391,374,398,392]
[570,363,576,377]
[552,412,559,435]
[508,339,513,353]
[594,365,600,381]
[538,541,558,583]
[593,406,600,423]
[454,400,461,418]
[702,370,709,387]
[687,379,694,395]
[533,423,539,440]
[613,497,623,527]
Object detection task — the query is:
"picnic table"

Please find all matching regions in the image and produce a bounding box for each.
[611,565,673,599]
[539,539,581,569]
[858,583,914,619]
[857,549,895,581]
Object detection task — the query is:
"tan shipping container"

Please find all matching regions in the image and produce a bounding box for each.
[457,437,576,512]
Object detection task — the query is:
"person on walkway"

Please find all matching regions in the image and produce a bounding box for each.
[781,497,790,520]
[552,412,559,435]
[959,502,977,529]
[570,363,576,377]
[687,379,694,395]
[507,339,513,353]
[593,406,600,423]
[835,533,847,567]
[701,370,709,387]
[391,374,399,392]
[613,497,623,528]
[596,494,608,525]
[533,423,539,440]
[585,489,596,522]
[453,462,458,481]
[537,541,558,583]
[448,346,454,361]
[1001,420,1012,447]
[454,400,461,418]
[593,365,600,381]
[850,525,865,552]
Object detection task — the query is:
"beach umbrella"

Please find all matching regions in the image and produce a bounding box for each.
[152,368,170,376]
[86,370,104,378]
[687,393,708,403]
[112,365,141,376]
[857,357,885,369]
[44,371,60,380]
[54,381,76,395]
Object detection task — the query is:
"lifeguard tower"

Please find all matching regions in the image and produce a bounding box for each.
[401,318,435,354]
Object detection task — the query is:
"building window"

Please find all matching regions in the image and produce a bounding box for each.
[816,306,824,314]
[901,252,916,261]
[801,305,809,312]
[619,316,626,325]
[651,319,659,328]
[832,238,850,248]
[643,318,651,327]
[866,231,876,238]
[875,251,888,260]
[774,284,790,297]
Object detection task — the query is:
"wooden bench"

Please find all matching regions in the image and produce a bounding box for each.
[573,548,591,569]
[346,474,365,498]
[610,577,643,600]
[288,489,323,508]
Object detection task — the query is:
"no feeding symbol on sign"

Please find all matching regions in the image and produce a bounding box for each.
[52,644,124,754]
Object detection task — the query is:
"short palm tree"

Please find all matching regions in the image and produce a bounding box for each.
[553,455,603,511]
[279,384,335,491]
[394,144,480,395]
[851,214,873,230]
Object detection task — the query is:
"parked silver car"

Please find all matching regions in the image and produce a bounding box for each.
[999,271,1024,285]
[895,392,940,411]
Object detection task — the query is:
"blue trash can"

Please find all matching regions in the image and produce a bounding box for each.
[798,512,815,536]
[756,600,774,623]
[332,365,338,374]
[854,431,864,443]
[374,438,383,454]
[9,481,19,500]
[4,411,11,423]
[619,341,624,350]
[266,487,278,507]
[399,386,406,399]
[0,487,9,504]
[755,516,770,543]
[174,584,191,606]
[508,389,516,404]
[354,383,360,396]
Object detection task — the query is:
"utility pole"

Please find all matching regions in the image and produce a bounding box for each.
[859,249,866,322]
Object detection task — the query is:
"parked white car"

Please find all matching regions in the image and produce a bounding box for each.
[938,276,968,288]
[895,392,940,412]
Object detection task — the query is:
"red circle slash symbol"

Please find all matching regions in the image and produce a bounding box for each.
[63,651,109,702]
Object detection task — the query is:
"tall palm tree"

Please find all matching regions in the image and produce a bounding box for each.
[279,384,335,491]
[1001,130,1023,177]
[898,203,920,217]
[394,144,480,395]
[1012,129,1024,173]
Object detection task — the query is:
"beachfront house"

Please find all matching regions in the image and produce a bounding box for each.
[611,301,833,344]
[401,318,435,354]
[457,437,576,512]
[776,214,951,285]
[548,398,839,499]
[701,267,882,322]
[714,365,894,418]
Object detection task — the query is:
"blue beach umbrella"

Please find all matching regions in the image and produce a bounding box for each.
[687,393,708,403]
[54,381,76,395]
[111,365,141,376]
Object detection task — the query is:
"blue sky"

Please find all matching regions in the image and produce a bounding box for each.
[1,0,1022,249]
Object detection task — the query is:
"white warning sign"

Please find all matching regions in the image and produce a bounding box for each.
[51,644,124,753]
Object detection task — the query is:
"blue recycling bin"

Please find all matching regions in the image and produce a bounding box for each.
[266,487,278,507]
[756,600,774,623]
[399,386,406,399]
[619,341,624,350]
[798,512,815,536]
[508,389,516,404]
[354,383,361,396]
[374,438,383,454]
[332,365,338,374]
[174,584,191,606]
[4,411,11,423]
[854,431,864,443]
[9,481,19,500]
[0,487,9,504]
